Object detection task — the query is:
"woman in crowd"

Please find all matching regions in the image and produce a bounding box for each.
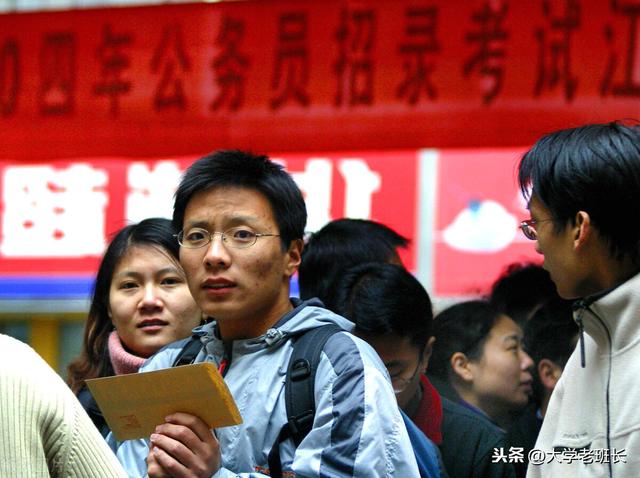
[67,217,202,437]
[427,300,533,430]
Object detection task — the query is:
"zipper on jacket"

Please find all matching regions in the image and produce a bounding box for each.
[576,312,586,368]
[574,301,614,478]
[572,301,587,368]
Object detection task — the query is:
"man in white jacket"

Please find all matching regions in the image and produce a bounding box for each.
[517,121,640,477]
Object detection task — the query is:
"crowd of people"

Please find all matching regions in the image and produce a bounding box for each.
[2,120,639,477]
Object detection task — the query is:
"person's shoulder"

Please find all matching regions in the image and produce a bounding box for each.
[139,336,196,372]
[0,334,35,357]
[441,396,505,443]
[0,334,51,375]
[321,328,381,367]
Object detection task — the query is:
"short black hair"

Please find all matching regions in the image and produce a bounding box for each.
[524,298,578,369]
[428,300,502,381]
[332,262,433,349]
[298,218,409,303]
[523,298,578,406]
[518,121,640,264]
[173,150,307,249]
[489,262,558,326]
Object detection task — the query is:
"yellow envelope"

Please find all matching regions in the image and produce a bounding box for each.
[86,363,242,441]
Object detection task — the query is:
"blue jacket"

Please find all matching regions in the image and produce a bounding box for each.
[113,300,420,477]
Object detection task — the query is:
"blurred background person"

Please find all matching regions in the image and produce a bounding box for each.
[301,220,517,477]
[428,300,533,430]
[299,218,409,309]
[67,217,202,437]
[488,262,558,327]
[506,298,579,478]
[0,333,127,478]
[333,263,439,440]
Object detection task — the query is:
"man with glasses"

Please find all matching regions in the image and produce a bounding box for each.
[113,150,420,478]
[518,121,640,477]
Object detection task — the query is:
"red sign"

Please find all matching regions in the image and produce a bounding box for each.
[433,148,540,297]
[0,151,419,275]
[0,0,639,160]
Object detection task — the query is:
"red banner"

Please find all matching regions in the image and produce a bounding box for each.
[0,151,419,275]
[1,0,639,160]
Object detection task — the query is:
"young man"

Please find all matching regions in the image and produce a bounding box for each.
[115,151,419,477]
[300,219,516,478]
[518,121,640,477]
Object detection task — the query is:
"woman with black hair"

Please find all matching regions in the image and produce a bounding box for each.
[428,300,533,430]
[67,217,201,437]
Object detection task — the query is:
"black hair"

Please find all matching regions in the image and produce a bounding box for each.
[68,217,180,392]
[298,218,409,304]
[173,150,307,249]
[428,300,502,381]
[489,262,558,326]
[332,262,433,349]
[518,121,640,264]
[523,298,578,406]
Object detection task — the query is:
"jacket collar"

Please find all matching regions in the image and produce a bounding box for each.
[193,298,352,357]
[574,270,640,353]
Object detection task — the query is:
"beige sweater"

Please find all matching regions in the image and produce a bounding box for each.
[0,334,127,478]
[528,271,640,477]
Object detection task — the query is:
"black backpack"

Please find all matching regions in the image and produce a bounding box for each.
[172,324,343,478]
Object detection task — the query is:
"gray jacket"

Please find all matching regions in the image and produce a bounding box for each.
[114,299,419,477]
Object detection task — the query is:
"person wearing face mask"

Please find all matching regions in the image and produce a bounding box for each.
[67,217,202,437]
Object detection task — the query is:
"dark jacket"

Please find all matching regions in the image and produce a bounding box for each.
[428,374,517,478]
[505,404,542,478]
[77,386,110,438]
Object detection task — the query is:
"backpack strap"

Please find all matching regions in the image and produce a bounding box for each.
[172,335,204,367]
[267,324,342,478]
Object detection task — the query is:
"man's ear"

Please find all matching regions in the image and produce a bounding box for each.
[421,336,436,371]
[284,238,303,277]
[451,352,474,383]
[538,358,563,391]
[573,211,592,249]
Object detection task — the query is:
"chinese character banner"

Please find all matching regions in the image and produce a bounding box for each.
[0,149,543,299]
[0,151,419,276]
[1,0,638,159]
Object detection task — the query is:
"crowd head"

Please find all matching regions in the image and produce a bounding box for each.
[332,262,434,410]
[429,300,533,428]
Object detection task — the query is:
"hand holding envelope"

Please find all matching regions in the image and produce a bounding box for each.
[86,363,242,441]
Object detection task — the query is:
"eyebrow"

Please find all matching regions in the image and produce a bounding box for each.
[503,334,522,344]
[115,266,181,279]
[185,215,262,229]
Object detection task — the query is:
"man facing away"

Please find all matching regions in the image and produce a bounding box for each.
[517,121,640,477]
[114,150,419,477]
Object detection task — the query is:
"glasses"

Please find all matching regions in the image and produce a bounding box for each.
[390,359,423,394]
[176,227,280,249]
[520,218,553,240]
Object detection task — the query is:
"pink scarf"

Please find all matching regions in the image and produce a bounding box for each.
[108,331,146,375]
